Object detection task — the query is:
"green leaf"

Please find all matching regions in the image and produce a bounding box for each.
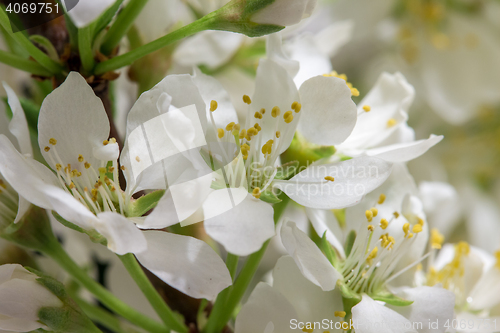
[274,161,299,180]
[345,230,356,257]
[319,231,338,266]
[371,290,414,306]
[91,0,125,41]
[128,190,165,217]
[29,35,59,62]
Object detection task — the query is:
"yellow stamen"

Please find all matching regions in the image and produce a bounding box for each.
[413,224,423,233]
[334,311,346,318]
[226,122,235,131]
[254,112,263,119]
[271,106,280,118]
[49,138,57,145]
[217,128,224,139]
[368,225,374,232]
[378,194,386,204]
[252,187,261,199]
[393,211,400,218]
[135,156,141,162]
[367,247,378,264]
[370,207,378,217]
[365,210,373,222]
[380,218,388,229]
[495,250,500,270]
[283,110,294,123]
[247,127,258,137]
[324,176,335,182]
[276,131,281,138]
[103,140,109,145]
[44,146,50,152]
[210,100,218,112]
[387,118,397,127]
[243,95,252,104]
[254,123,261,131]
[260,108,266,114]
[78,154,84,162]
[363,105,371,112]
[431,228,444,249]
[403,223,410,238]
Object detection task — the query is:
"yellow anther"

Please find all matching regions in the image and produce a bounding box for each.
[78,155,84,162]
[368,225,375,232]
[413,224,423,233]
[83,187,88,192]
[365,210,373,222]
[135,156,141,162]
[370,207,378,217]
[210,100,218,112]
[302,328,313,333]
[252,187,261,199]
[103,140,109,145]
[284,110,294,123]
[388,236,396,249]
[324,176,335,182]
[121,165,126,170]
[334,311,346,318]
[387,118,397,127]
[408,233,414,239]
[393,211,400,218]
[254,112,263,119]
[260,108,266,114]
[241,143,250,152]
[225,122,235,131]
[84,162,90,169]
[55,163,62,171]
[276,131,281,138]
[243,95,252,104]
[380,218,389,229]
[233,124,240,131]
[351,88,360,96]
[494,250,500,269]
[380,234,389,248]
[44,146,50,152]
[363,105,371,112]
[110,186,116,192]
[217,128,225,139]
[108,166,115,173]
[403,223,410,238]
[291,102,302,113]
[271,106,280,118]
[291,101,298,109]
[109,138,117,144]
[261,140,274,155]
[239,129,246,138]
[456,242,470,256]
[247,127,258,137]
[367,247,378,264]
[72,170,81,177]
[254,123,261,131]
[417,217,425,226]
[69,182,75,189]
[49,138,57,145]
[431,228,445,249]
[378,193,386,204]
[98,167,107,174]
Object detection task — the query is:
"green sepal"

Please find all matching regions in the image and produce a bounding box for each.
[344,230,356,257]
[319,231,338,267]
[274,161,299,180]
[371,290,414,307]
[337,280,361,302]
[259,189,282,204]
[26,268,68,299]
[127,190,166,217]
[52,212,106,245]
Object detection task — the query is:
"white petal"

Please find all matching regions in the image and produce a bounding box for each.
[204,193,275,256]
[267,33,300,78]
[366,135,443,163]
[248,58,300,157]
[93,142,119,161]
[235,282,297,333]
[391,286,455,333]
[352,294,417,333]
[314,21,354,56]
[305,208,345,258]
[469,266,500,311]
[94,213,147,255]
[272,256,344,323]
[173,31,244,69]
[338,72,414,152]
[251,0,317,26]
[135,231,232,300]
[298,75,357,145]
[275,156,392,209]
[38,72,110,171]
[419,182,460,236]
[14,196,30,224]
[3,83,32,157]
[280,221,341,291]
[66,0,118,28]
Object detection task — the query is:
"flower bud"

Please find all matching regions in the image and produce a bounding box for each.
[0,264,63,332]
[204,0,317,37]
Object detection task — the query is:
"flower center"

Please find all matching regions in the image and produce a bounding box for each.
[341,193,427,295]
[43,138,126,215]
[209,95,301,196]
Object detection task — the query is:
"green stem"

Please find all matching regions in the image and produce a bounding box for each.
[226,253,239,280]
[119,253,188,333]
[203,198,290,333]
[45,243,167,333]
[0,49,52,76]
[95,15,212,75]
[0,7,63,74]
[72,296,125,333]
[78,26,95,73]
[100,0,150,55]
